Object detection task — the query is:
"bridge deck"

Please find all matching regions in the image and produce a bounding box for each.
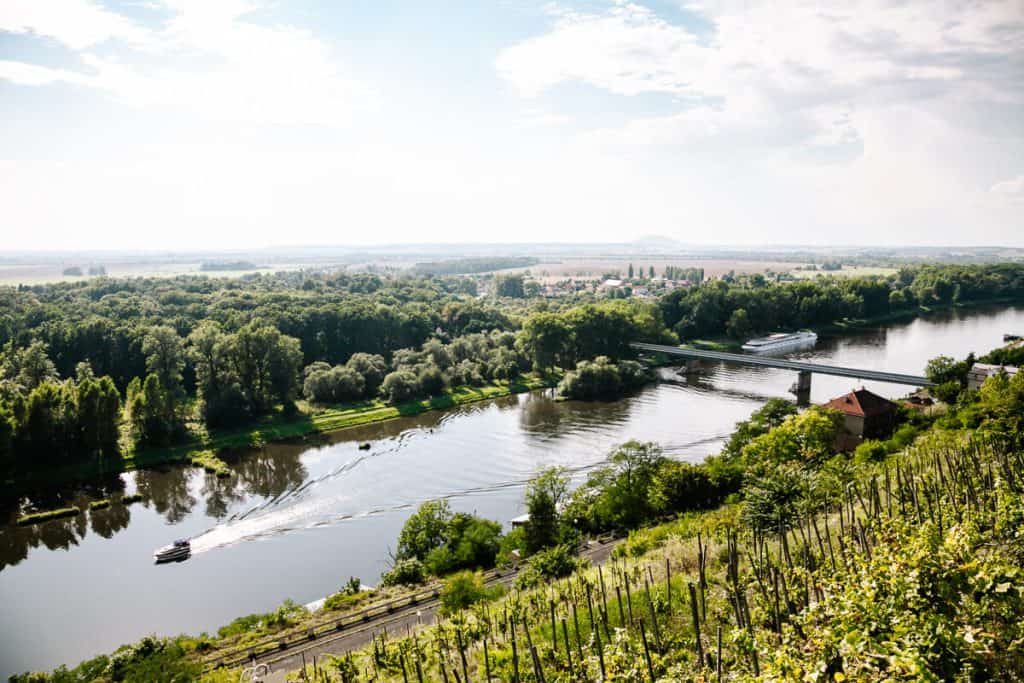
[630,342,933,386]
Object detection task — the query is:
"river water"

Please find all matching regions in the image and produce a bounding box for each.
[2,304,1023,677]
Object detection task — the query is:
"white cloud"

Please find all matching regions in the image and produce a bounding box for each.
[497,2,706,98]
[0,0,373,126]
[497,0,1024,145]
[0,60,87,86]
[0,0,151,50]
[495,0,1024,242]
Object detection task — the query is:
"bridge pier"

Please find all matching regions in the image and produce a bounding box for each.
[791,370,812,406]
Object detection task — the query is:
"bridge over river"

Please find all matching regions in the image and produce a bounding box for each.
[630,342,934,404]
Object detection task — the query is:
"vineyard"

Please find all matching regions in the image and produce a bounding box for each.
[276,433,1024,682]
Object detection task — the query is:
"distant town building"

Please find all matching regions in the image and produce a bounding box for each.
[600,279,624,289]
[967,362,1019,390]
[823,388,898,447]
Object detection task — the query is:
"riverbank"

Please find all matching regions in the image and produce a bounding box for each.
[3,374,560,499]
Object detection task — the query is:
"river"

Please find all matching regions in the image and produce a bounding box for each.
[2,304,1022,677]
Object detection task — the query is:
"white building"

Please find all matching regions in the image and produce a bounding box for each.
[967,362,1019,390]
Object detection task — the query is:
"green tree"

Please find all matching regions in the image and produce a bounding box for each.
[21,381,65,456]
[493,274,525,298]
[740,407,840,466]
[396,500,453,562]
[649,460,719,514]
[228,322,303,412]
[142,326,185,392]
[524,467,569,553]
[381,369,420,403]
[518,312,571,372]
[3,341,58,391]
[584,441,666,529]
[345,353,387,397]
[127,374,179,447]
[726,308,752,339]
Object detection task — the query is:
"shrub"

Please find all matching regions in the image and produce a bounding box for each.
[345,353,388,396]
[381,558,427,587]
[932,380,962,404]
[515,544,586,590]
[854,439,889,463]
[380,369,421,403]
[891,424,919,449]
[439,571,503,615]
[303,365,365,403]
[741,465,810,533]
[557,356,651,400]
[650,460,720,514]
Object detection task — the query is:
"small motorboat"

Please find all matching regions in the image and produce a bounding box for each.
[358,442,371,450]
[154,538,191,563]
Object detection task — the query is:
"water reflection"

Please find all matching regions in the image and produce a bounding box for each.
[135,467,195,524]
[202,448,307,519]
[90,503,131,539]
[0,446,310,570]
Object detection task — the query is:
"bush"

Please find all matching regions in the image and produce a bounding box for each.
[323,580,373,612]
[303,365,365,403]
[345,353,388,396]
[439,571,503,615]
[853,439,889,463]
[417,363,446,396]
[932,380,962,404]
[497,526,527,565]
[381,558,427,587]
[557,356,651,400]
[740,465,810,533]
[515,544,586,590]
[891,424,919,449]
[650,460,721,514]
[381,369,421,403]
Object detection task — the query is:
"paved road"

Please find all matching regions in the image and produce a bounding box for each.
[244,538,623,682]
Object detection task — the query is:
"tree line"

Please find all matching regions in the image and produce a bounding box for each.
[660,263,1024,340]
[2,262,1020,474]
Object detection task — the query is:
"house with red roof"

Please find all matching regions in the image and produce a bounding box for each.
[822,388,897,446]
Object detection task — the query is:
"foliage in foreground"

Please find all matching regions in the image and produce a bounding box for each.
[285,434,1024,683]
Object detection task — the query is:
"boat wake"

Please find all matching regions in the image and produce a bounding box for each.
[187,430,731,555]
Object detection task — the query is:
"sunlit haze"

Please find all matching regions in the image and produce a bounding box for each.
[2,0,1023,250]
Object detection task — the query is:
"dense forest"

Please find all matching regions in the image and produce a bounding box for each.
[660,263,1024,339]
[1,263,1021,481]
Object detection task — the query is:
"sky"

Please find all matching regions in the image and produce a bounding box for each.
[1,0,1022,251]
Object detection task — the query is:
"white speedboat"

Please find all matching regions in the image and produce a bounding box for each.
[154,539,191,563]
[742,331,817,353]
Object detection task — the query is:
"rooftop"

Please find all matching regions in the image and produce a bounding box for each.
[822,388,896,418]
